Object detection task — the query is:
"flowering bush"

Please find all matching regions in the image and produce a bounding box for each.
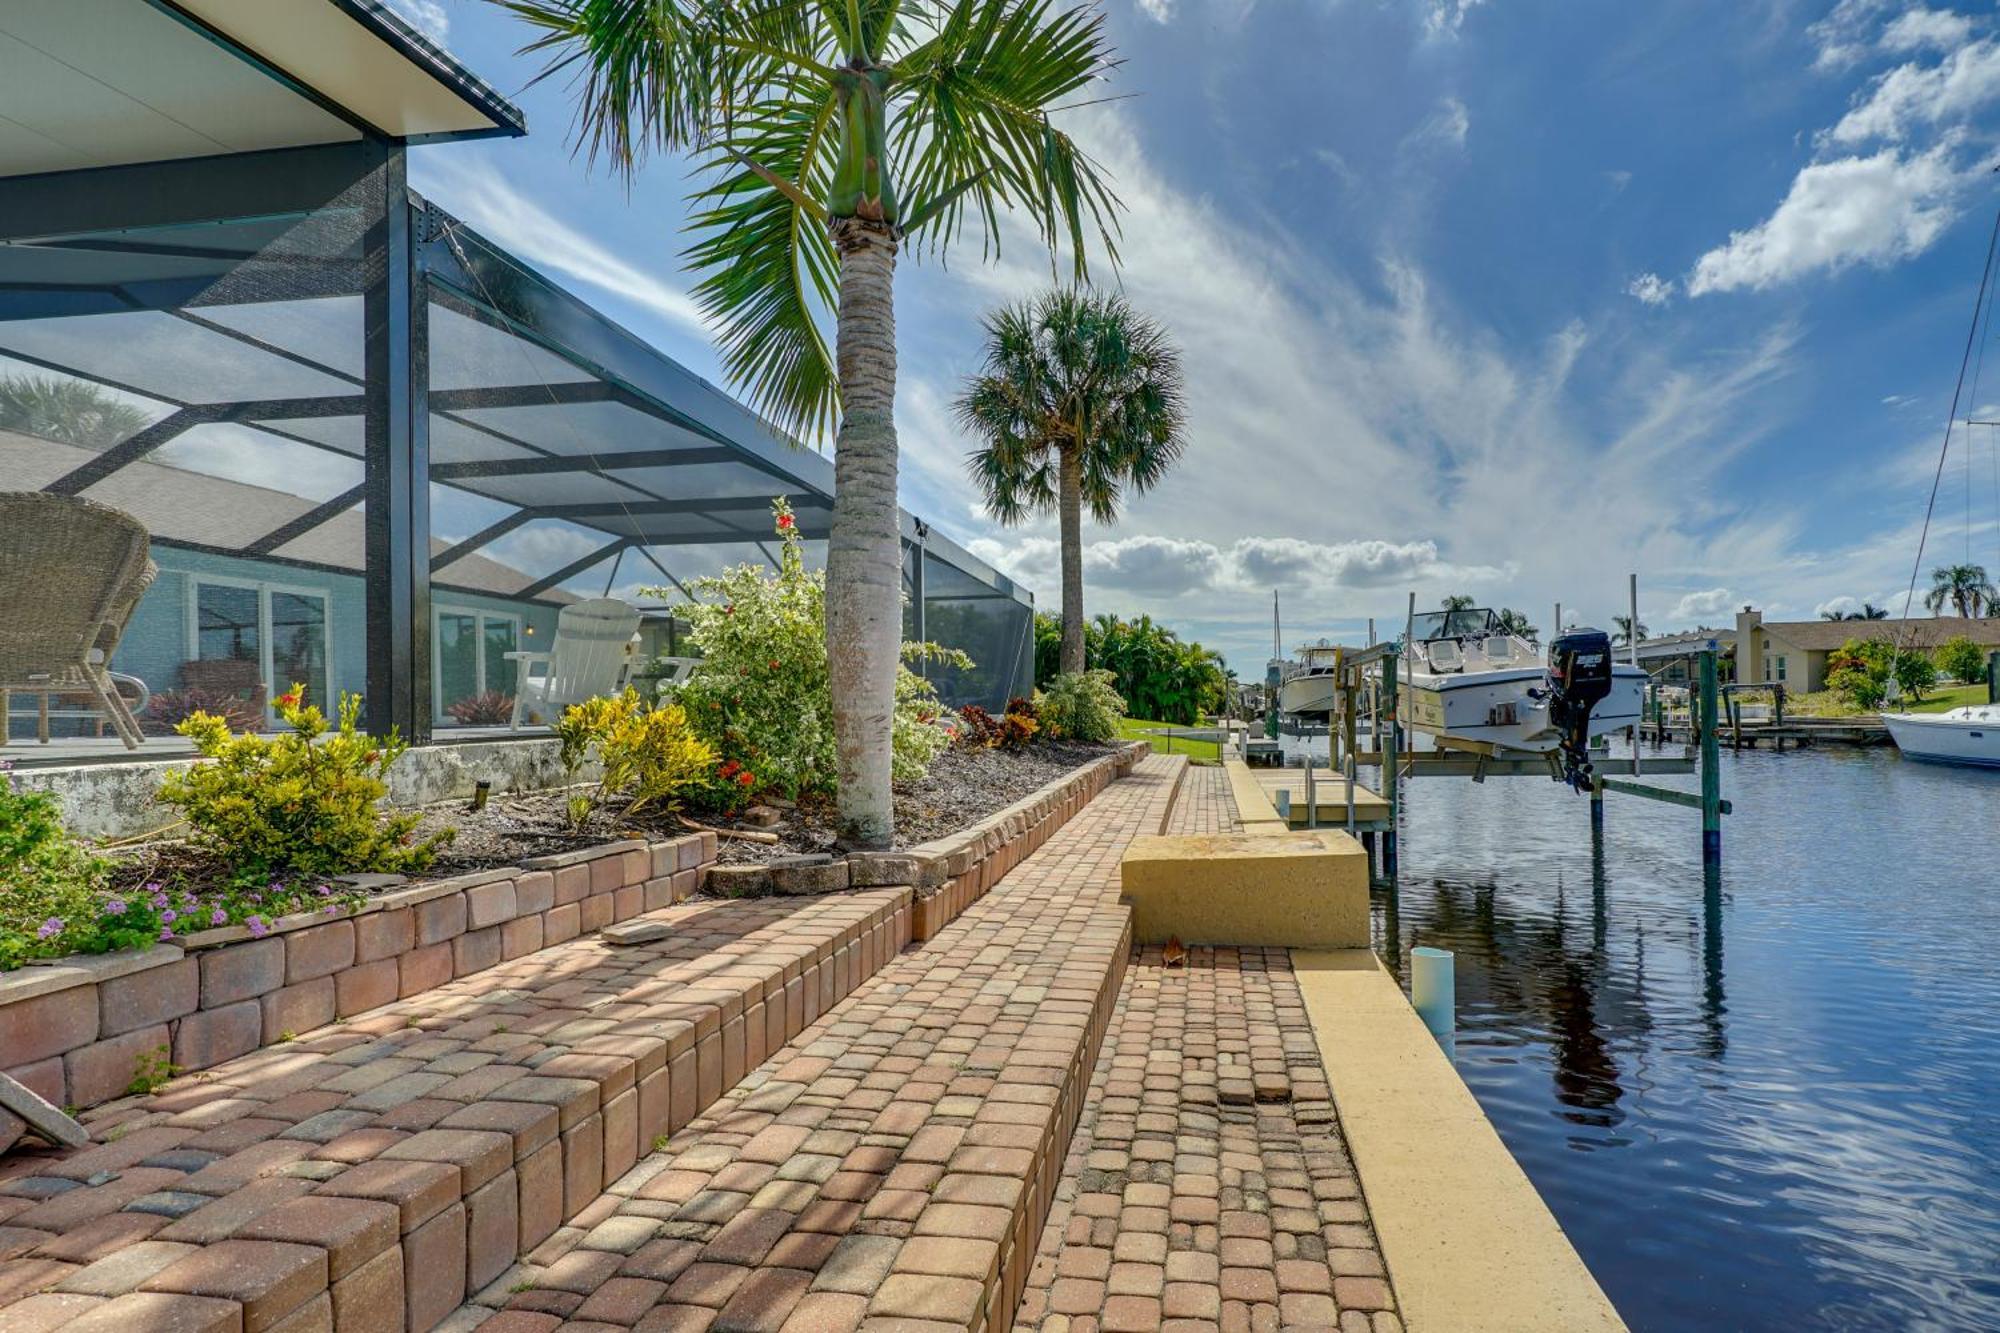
[1035,670,1125,743]
[159,687,450,885]
[954,704,1005,748]
[552,690,716,828]
[655,499,964,800]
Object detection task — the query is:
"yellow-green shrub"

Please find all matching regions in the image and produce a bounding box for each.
[555,690,716,826]
[158,687,449,884]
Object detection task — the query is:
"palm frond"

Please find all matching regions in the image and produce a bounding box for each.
[887,0,1121,274]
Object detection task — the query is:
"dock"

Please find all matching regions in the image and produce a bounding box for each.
[1252,767,1393,829]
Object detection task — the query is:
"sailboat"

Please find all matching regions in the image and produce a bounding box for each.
[1401,607,1645,787]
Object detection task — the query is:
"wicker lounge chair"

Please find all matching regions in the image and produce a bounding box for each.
[0,492,155,749]
[505,597,644,729]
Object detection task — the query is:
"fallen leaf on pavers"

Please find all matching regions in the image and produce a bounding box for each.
[1163,935,1187,968]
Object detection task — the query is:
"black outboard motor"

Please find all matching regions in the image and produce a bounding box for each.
[1546,628,1614,792]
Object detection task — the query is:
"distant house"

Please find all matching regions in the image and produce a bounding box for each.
[1731,607,2000,692]
[1632,629,1733,684]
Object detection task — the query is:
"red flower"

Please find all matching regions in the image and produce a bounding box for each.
[276,691,301,709]
[768,660,779,670]
[719,760,740,777]
[736,771,755,788]
[776,513,795,530]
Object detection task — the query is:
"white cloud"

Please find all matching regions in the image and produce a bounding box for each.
[1883,392,1918,406]
[1671,587,1736,620]
[385,0,450,44]
[1134,0,1175,22]
[1815,594,1861,617]
[1809,0,1891,71]
[1627,272,1674,305]
[1880,7,1976,55]
[1828,39,2000,144]
[1422,0,1488,39]
[1409,98,1471,152]
[412,155,711,340]
[1686,144,1965,295]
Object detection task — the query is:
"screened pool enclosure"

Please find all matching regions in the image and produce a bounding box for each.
[0,0,1034,755]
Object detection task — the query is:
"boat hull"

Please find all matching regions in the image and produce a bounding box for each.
[1883,708,2000,767]
[1277,674,1339,718]
[1403,665,1646,753]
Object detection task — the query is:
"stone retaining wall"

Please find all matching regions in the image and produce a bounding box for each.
[0,831,718,1115]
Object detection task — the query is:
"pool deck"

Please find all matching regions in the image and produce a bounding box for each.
[0,754,1619,1332]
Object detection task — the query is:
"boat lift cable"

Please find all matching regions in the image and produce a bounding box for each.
[1898,202,2000,640]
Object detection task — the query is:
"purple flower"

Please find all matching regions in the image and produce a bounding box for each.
[150,891,169,910]
[210,906,228,927]
[159,926,173,941]
[104,898,127,917]
[246,916,269,939]
[36,918,62,940]
[160,909,177,925]
[322,904,338,915]
[316,885,333,898]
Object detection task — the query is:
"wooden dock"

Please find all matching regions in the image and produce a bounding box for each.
[1252,768,1392,829]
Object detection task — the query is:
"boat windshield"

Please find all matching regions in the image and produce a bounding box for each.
[1409,608,1502,642]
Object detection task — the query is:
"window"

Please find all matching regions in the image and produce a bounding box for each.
[187,577,331,723]
[1776,656,1787,682]
[435,607,521,724]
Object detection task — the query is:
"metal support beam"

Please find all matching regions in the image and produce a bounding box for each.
[427,446,737,480]
[363,150,431,743]
[43,407,205,495]
[245,482,368,555]
[635,547,694,602]
[518,538,629,600]
[430,510,533,571]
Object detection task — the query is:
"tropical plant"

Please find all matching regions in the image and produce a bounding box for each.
[1495,608,1538,641]
[953,704,1005,749]
[1821,603,1891,621]
[0,374,152,447]
[1611,614,1648,647]
[1893,648,1938,701]
[656,499,962,804]
[958,290,1187,675]
[501,0,1122,848]
[446,691,517,726]
[552,690,716,827]
[1935,635,1989,683]
[1439,594,1476,612]
[1925,564,1995,618]
[158,687,451,884]
[1036,669,1124,742]
[1035,611,1226,725]
[143,687,265,738]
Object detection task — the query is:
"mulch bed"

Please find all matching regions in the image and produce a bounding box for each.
[107,742,1115,896]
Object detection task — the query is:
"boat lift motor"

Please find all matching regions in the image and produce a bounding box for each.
[1546,627,1614,792]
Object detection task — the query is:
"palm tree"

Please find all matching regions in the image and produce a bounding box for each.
[1855,603,1890,620]
[1495,607,1538,641]
[1925,564,1996,618]
[502,0,1120,846]
[0,374,151,447]
[957,290,1187,675]
[1440,594,1476,612]
[1611,614,1648,646]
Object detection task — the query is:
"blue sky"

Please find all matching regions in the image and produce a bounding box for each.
[396,0,2000,674]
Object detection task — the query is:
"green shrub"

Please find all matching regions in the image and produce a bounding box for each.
[159,687,450,884]
[0,774,164,968]
[658,500,963,799]
[1935,635,1987,684]
[553,690,716,828]
[1893,649,1938,701]
[1035,670,1125,743]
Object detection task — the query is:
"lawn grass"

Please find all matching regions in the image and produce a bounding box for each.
[1116,716,1220,761]
[1899,682,1990,714]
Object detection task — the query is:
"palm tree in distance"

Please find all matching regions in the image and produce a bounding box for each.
[1924,565,1995,618]
[1611,614,1648,647]
[1495,608,1538,642]
[958,290,1187,676]
[1822,603,1892,621]
[500,0,1122,846]
[1440,594,1477,612]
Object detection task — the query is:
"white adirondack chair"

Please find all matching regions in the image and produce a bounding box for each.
[506,598,643,730]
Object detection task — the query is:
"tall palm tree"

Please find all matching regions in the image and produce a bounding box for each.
[1611,614,1647,646]
[1925,565,1995,618]
[957,289,1187,675]
[1495,607,1538,641]
[1440,594,1476,612]
[501,0,1121,846]
[1855,603,1890,620]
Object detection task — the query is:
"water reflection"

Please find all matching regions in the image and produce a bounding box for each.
[1363,742,2000,1330]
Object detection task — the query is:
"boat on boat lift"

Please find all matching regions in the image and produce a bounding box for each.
[1400,607,1645,787]
[1276,643,1344,719]
[1882,706,2000,768]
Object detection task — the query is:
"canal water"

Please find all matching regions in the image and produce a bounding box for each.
[1355,739,2000,1330]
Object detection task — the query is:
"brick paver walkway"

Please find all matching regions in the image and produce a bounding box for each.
[1019,766,1401,1333]
[457,756,1188,1333]
[1163,766,1241,837]
[0,888,909,1332]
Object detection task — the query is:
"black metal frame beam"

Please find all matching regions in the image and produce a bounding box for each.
[518,538,629,600]
[245,482,368,555]
[534,495,819,520]
[427,446,738,481]
[431,510,534,571]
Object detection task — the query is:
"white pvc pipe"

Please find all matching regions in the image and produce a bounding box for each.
[1411,946,1455,1040]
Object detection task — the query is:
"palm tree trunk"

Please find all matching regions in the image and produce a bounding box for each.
[1058,445,1087,677]
[826,218,900,848]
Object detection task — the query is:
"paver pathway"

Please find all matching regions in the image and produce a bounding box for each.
[1019,762,1401,1333]
[458,755,1187,1333]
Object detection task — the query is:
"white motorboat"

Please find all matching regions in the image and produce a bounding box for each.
[1276,644,1342,718]
[1400,608,1645,784]
[1883,706,2000,767]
